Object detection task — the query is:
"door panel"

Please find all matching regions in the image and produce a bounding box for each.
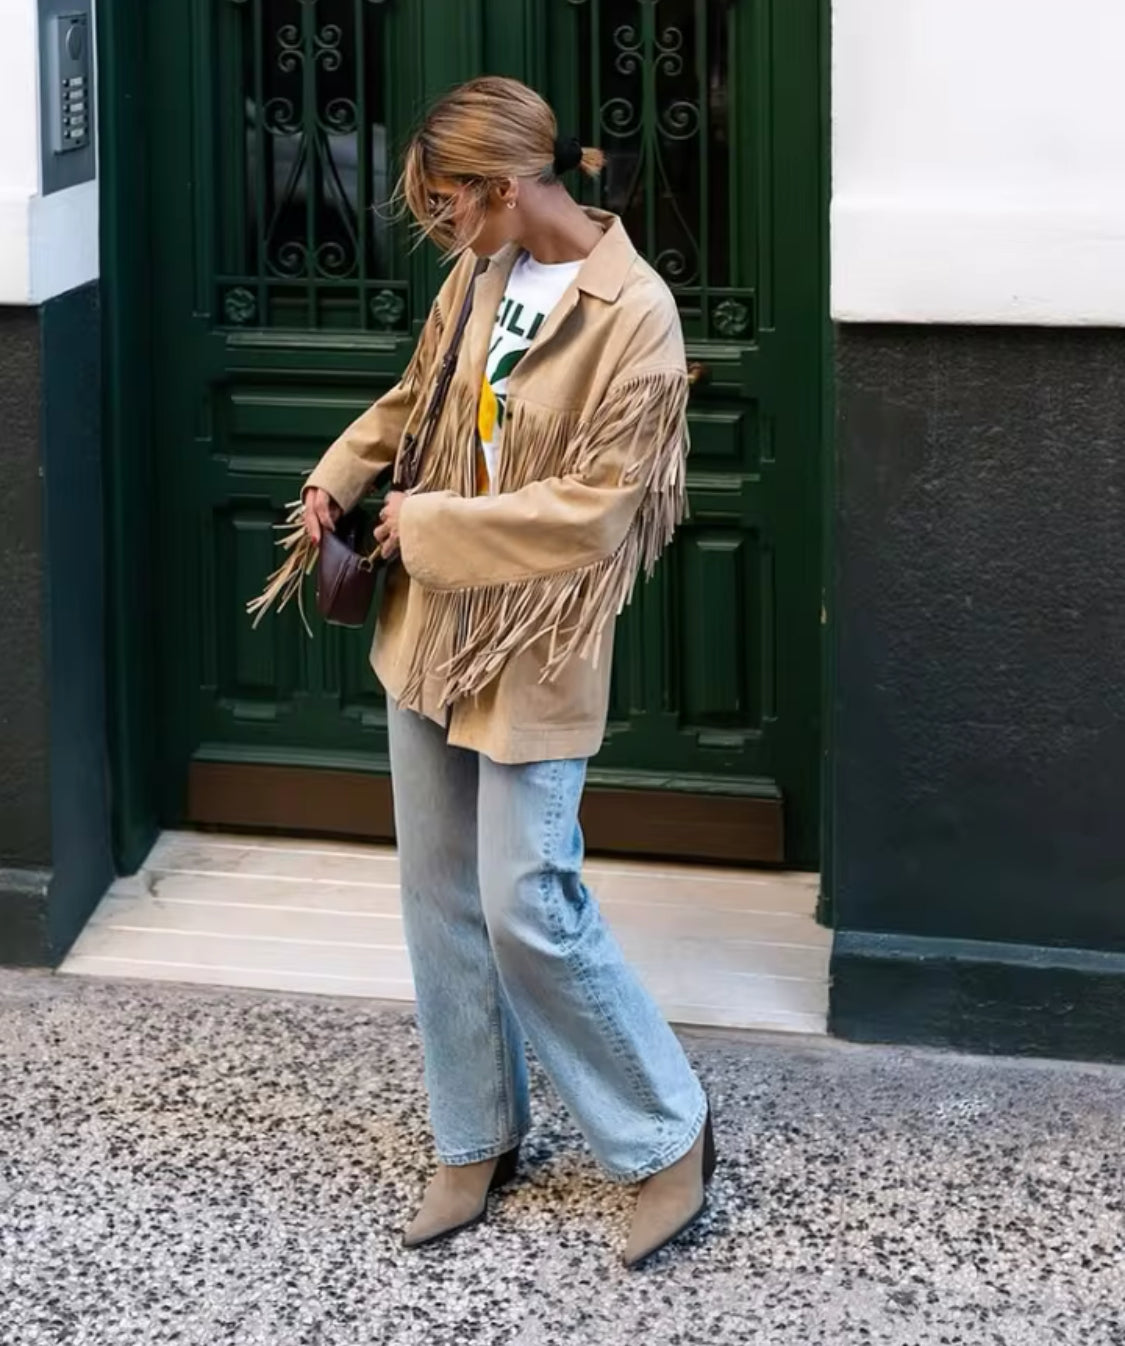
[146,0,822,865]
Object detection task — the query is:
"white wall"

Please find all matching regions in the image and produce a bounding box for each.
[0,0,41,302]
[832,0,1125,325]
[0,0,99,305]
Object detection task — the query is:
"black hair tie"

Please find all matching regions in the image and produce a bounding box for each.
[552,136,584,176]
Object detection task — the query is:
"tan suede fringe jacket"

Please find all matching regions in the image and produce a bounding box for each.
[256,211,689,764]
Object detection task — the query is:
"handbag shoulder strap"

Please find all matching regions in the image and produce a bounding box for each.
[394,256,489,491]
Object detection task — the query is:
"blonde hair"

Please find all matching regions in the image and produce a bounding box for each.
[399,76,604,254]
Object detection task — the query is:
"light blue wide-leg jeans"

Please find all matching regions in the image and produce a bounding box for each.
[387,700,707,1182]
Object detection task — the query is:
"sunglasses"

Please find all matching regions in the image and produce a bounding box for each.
[426,179,489,217]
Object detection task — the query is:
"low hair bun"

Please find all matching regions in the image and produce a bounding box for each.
[552,135,584,176]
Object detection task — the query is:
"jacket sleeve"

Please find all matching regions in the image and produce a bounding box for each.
[398,296,688,591]
[398,472,647,592]
[302,260,468,513]
[301,380,419,515]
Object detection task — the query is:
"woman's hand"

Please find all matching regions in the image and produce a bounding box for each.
[375,491,406,561]
[302,487,341,546]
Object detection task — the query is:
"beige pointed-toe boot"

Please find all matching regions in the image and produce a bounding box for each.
[623,1107,716,1269]
[402,1145,520,1249]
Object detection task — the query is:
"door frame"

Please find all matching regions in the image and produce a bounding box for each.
[97,0,833,877]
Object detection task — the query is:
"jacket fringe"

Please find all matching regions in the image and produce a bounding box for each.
[247,299,446,632]
[412,379,482,497]
[399,369,688,708]
[400,298,445,402]
[245,502,318,637]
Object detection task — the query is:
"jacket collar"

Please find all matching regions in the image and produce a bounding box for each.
[486,208,635,304]
[574,210,636,303]
[463,211,634,384]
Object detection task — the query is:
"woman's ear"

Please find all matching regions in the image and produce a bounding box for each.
[493,177,518,211]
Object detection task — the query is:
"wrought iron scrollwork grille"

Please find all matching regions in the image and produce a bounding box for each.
[216,0,406,331]
[568,0,755,343]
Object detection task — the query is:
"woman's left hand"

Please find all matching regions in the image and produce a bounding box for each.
[375,491,406,560]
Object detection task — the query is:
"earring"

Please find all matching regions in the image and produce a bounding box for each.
[506,200,516,210]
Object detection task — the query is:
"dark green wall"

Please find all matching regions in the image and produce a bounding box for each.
[98,0,160,874]
[0,285,114,966]
[830,325,1125,1062]
[41,284,115,959]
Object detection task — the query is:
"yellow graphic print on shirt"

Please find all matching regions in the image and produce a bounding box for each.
[475,253,583,494]
[476,316,544,494]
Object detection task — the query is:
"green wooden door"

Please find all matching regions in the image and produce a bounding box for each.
[143,0,823,866]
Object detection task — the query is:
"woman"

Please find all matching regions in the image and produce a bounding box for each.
[299,77,714,1268]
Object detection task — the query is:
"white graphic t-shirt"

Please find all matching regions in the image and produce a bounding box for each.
[477,252,582,494]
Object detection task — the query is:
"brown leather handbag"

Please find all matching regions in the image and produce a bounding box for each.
[315,257,487,628]
[315,508,380,628]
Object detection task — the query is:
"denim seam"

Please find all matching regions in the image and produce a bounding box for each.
[538,760,567,944]
[566,936,665,1123]
[483,957,511,1152]
[494,983,533,1138]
